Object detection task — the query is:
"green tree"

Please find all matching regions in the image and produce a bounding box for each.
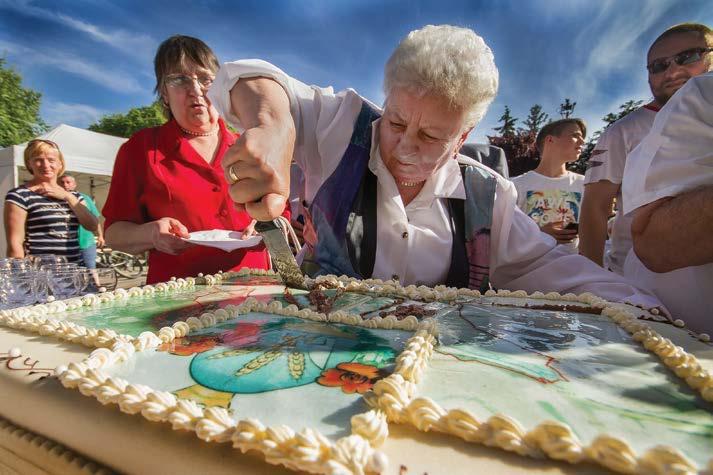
[0,58,48,147]
[568,99,644,174]
[88,101,165,138]
[493,105,518,137]
[521,104,549,135]
[558,98,577,118]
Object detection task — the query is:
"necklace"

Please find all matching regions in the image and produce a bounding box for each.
[179,125,219,137]
[398,180,425,187]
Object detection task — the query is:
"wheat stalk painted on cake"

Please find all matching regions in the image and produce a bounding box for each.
[234,350,283,376]
[288,351,306,380]
[206,348,255,360]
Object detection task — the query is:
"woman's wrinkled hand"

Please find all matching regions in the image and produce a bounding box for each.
[222,124,293,222]
[151,217,193,255]
[32,182,70,201]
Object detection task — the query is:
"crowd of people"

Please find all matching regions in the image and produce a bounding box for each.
[3,23,711,333]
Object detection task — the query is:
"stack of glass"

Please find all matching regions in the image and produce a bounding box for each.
[0,255,117,310]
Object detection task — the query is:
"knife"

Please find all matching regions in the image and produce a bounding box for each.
[254,220,307,290]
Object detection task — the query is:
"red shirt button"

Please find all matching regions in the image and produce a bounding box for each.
[220,209,228,217]
[213,186,220,192]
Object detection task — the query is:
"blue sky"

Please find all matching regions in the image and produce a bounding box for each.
[1,0,711,143]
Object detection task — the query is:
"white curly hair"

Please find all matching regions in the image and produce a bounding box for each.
[384,25,499,128]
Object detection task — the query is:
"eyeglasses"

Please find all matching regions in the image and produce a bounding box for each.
[647,47,713,75]
[164,74,214,91]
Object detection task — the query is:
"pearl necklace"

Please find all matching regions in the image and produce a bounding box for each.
[179,125,219,137]
[398,180,425,187]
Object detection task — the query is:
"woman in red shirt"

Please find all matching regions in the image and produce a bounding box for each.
[103,35,276,284]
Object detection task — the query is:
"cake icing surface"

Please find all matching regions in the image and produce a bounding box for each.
[1,268,712,475]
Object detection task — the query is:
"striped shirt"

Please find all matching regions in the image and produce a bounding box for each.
[5,186,85,264]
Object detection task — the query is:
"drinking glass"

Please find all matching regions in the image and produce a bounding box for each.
[91,269,118,292]
[31,254,68,270]
[48,271,81,300]
[2,275,37,308]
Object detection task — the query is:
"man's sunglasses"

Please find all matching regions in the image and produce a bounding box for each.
[647,47,713,75]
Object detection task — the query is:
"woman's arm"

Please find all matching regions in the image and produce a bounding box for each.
[3,202,27,258]
[220,76,295,221]
[105,218,192,256]
[66,194,99,232]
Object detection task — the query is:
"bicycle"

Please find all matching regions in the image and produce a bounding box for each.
[96,248,146,279]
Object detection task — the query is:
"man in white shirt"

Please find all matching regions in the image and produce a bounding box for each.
[512,119,585,249]
[580,23,713,275]
[621,70,713,334]
[208,25,662,309]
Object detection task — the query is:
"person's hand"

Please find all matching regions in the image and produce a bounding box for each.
[222,123,294,222]
[241,219,257,239]
[96,236,106,248]
[150,217,193,255]
[540,221,578,244]
[32,182,71,201]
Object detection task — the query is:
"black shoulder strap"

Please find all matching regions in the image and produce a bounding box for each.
[445,165,469,288]
[346,169,377,278]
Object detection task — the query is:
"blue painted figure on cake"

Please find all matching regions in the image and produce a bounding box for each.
[166,314,396,402]
[210,24,663,310]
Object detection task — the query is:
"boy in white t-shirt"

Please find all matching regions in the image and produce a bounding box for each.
[580,23,712,275]
[512,118,585,249]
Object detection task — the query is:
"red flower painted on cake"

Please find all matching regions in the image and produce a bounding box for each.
[221,321,262,347]
[161,336,218,356]
[317,362,383,394]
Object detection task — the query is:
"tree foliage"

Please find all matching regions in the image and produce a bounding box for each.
[569,99,644,174]
[521,104,549,135]
[0,58,48,147]
[489,131,539,178]
[493,105,518,137]
[558,98,577,118]
[88,101,166,138]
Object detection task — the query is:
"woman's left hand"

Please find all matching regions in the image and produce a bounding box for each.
[33,182,71,201]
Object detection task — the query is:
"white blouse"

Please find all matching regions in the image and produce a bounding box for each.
[209,59,662,309]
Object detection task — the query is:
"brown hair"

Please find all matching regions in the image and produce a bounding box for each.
[535,118,587,154]
[648,23,713,58]
[24,139,65,177]
[154,35,220,119]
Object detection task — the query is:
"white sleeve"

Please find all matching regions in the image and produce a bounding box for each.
[208,59,364,200]
[622,73,713,214]
[584,123,626,185]
[510,176,527,212]
[490,178,663,309]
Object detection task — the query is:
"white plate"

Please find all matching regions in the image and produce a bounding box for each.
[183,229,263,252]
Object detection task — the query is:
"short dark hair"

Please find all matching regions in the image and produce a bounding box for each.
[648,23,713,58]
[535,118,586,154]
[154,35,220,119]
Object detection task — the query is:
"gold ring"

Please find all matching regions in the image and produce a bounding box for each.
[228,164,239,184]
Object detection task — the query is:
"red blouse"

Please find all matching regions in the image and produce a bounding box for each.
[103,119,271,284]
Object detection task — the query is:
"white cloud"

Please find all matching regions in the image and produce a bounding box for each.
[0,0,156,61]
[43,101,107,128]
[0,39,144,94]
[567,0,676,104]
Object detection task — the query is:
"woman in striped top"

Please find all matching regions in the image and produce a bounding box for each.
[4,139,98,264]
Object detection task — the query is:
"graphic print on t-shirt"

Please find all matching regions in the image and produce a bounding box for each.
[523,190,581,226]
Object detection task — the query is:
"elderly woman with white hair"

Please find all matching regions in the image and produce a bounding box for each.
[208,25,662,308]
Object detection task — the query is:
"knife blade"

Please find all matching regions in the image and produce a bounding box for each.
[255,220,307,290]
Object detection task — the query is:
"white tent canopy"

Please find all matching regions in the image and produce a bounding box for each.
[0,124,127,257]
